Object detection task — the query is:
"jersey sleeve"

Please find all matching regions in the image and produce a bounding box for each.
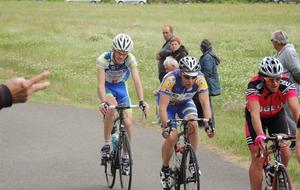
[96,54,109,70]
[159,75,176,96]
[246,81,260,102]
[126,53,137,69]
[195,75,208,93]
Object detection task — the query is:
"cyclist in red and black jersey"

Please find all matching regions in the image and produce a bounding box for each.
[245,57,300,190]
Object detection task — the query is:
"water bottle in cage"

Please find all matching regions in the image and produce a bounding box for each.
[111,132,119,151]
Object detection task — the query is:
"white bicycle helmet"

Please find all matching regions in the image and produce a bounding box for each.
[179,56,201,76]
[259,57,283,78]
[112,33,133,53]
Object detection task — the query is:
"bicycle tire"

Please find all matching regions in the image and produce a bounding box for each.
[181,147,200,190]
[274,165,292,190]
[104,150,117,188]
[118,133,132,190]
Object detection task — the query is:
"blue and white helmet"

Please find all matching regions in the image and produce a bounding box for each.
[179,56,201,77]
[112,33,133,53]
[259,57,283,78]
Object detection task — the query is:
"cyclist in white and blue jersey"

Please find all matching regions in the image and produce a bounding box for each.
[159,56,213,190]
[97,33,148,169]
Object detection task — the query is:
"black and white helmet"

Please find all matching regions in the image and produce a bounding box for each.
[112,33,133,53]
[259,57,283,78]
[179,56,201,76]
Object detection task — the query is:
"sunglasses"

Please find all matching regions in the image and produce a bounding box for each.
[183,75,197,80]
[264,77,281,83]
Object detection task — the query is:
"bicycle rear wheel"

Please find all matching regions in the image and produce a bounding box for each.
[181,147,200,190]
[118,133,132,190]
[105,151,117,188]
[274,165,292,190]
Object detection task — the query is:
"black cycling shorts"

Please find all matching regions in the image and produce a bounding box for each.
[245,109,289,145]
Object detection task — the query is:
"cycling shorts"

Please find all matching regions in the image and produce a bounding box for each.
[245,109,289,145]
[167,99,198,129]
[105,82,131,106]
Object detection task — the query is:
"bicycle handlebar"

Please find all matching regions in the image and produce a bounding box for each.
[108,104,147,118]
[265,135,296,142]
[108,105,139,110]
[168,118,210,123]
[256,134,296,158]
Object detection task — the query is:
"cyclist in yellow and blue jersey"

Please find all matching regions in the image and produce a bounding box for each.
[159,56,213,190]
[97,33,148,173]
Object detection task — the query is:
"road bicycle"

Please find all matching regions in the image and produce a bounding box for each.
[259,134,295,190]
[102,104,139,190]
[166,118,213,190]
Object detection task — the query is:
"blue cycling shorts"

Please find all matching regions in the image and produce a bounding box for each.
[167,99,198,129]
[105,82,131,106]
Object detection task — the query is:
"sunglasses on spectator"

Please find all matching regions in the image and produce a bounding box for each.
[183,75,197,80]
[264,77,281,83]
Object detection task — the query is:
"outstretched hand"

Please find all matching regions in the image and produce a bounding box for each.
[5,71,50,103]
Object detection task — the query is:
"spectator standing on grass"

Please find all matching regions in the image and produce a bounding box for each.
[156,25,174,82]
[169,36,188,63]
[193,39,221,129]
[271,30,300,145]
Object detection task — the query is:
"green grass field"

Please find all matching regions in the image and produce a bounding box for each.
[1,1,299,187]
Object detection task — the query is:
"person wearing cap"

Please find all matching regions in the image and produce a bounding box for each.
[158,56,213,190]
[169,36,188,63]
[193,39,221,129]
[271,30,300,142]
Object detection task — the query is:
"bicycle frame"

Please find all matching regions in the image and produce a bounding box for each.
[104,104,139,190]
[169,118,210,190]
[262,134,295,190]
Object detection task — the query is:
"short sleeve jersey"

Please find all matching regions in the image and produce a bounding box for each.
[246,75,297,118]
[159,69,208,104]
[96,50,137,84]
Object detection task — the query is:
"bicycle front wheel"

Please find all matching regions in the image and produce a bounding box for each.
[274,165,292,190]
[105,151,117,188]
[118,133,132,190]
[181,147,200,190]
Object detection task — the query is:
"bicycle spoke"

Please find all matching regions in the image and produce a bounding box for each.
[119,134,132,190]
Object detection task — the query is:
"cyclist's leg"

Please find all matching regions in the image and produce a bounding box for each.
[104,96,117,133]
[178,100,199,151]
[162,106,178,167]
[296,129,300,163]
[160,105,177,190]
[103,84,118,145]
[268,110,291,167]
[245,109,265,190]
[115,82,133,140]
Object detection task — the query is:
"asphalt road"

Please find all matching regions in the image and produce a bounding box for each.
[0,103,249,190]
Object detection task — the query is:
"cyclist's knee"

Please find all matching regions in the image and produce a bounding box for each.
[106,96,117,105]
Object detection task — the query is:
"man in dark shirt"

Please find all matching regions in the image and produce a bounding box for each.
[156,25,174,82]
